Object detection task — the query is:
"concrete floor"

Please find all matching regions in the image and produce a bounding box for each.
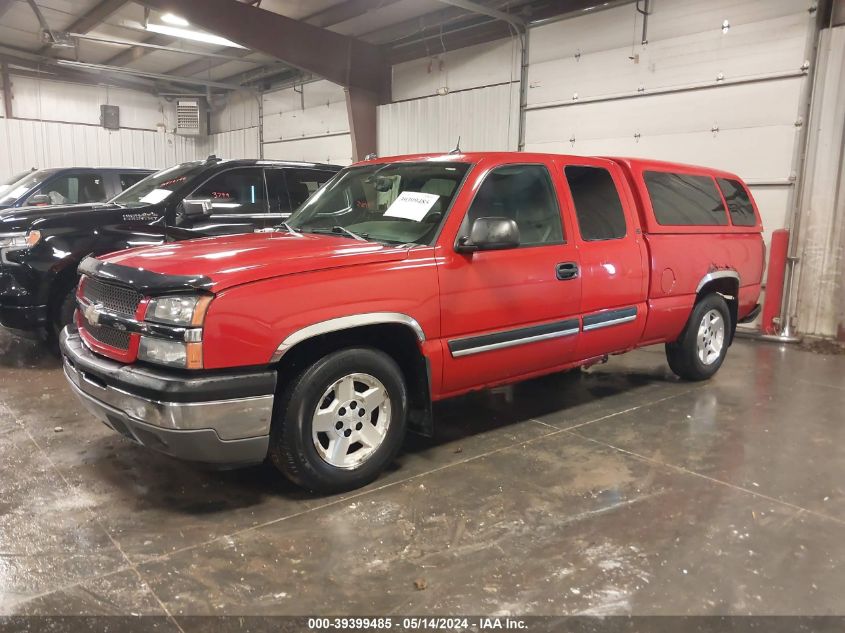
[0,329,843,620]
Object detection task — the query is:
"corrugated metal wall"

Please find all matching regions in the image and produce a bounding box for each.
[0,117,205,175]
[207,128,261,159]
[261,80,353,165]
[524,0,814,252]
[377,38,521,156]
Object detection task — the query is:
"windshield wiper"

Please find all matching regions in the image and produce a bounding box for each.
[280,221,300,235]
[308,226,368,241]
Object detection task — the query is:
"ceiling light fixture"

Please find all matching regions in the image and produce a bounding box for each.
[145,22,245,48]
[160,13,190,27]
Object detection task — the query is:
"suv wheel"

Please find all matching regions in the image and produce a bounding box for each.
[665,293,731,381]
[269,347,408,493]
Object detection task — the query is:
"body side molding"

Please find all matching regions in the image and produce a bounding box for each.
[270,312,426,363]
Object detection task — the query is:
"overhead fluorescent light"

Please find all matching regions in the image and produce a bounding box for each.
[145,22,245,48]
[160,13,189,27]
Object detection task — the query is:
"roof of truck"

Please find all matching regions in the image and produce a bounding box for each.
[359,152,742,181]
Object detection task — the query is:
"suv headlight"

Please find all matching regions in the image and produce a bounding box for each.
[0,231,41,249]
[139,295,212,369]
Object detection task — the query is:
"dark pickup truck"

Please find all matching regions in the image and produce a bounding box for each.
[0,157,340,339]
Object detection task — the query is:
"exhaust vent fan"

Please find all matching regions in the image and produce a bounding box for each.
[176,99,207,136]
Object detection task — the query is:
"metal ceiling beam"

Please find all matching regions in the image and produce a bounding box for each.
[302,0,402,28]
[167,0,394,80]
[63,0,128,35]
[166,48,256,79]
[436,0,525,31]
[137,0,389,98]
[104,33,173,67]
[55,60,242,89]
[71,32,269,62]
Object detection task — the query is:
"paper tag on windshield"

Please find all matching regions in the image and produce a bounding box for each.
[139,188,173,204]
[383,191,439,221]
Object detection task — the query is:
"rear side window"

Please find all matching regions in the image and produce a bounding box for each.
[285,168,337,210]
[564,166,626,241]
[643,171,728,226]
[32,173,106,205]
[717,178,757,226]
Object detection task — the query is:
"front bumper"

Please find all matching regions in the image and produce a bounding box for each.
[0,266,46,330]
[60,327,276,467]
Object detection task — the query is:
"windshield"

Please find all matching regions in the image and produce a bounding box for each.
[286,161,471,245]
[112,162,206,208]
[0,169,56,206]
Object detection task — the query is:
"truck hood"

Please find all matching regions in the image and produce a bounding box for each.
[97,231,411,293]
[0,203,116,232]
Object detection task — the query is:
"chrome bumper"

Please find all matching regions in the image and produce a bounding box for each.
[60,328,275,466]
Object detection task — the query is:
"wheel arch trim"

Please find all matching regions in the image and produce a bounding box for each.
[695,270,740,295]
[270,312,426,363]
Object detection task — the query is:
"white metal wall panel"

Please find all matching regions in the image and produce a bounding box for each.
[262,134,353,166]
[391,38,521,101]
[208,128,261,159]
[0,117,206,178]
[377,82,520,156]
[261,80,351,164]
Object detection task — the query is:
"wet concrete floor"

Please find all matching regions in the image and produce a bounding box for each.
[0,329,843,618]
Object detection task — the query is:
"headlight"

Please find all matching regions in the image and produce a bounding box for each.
[139,294,211,369]
[145,294,211,326]
[0,230,40,249]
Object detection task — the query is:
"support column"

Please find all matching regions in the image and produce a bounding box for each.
[345,87,379,162]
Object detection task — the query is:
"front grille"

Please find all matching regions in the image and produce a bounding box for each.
[85,322,131,350]
[83,276,142,316]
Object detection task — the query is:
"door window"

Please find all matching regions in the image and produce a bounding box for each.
[31,173,106,205]
[643,171,728,226]
[565,166,627,241]
[119,172,148,191]
[186,168,267,215]
[464,164,563,247]
[717,178,757,226]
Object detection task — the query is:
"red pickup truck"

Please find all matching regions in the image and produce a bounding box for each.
[60,152,763,492]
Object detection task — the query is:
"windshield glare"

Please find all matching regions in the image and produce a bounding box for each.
[0,169,55,205]
[286,161,470,245]
[112,162,206,207]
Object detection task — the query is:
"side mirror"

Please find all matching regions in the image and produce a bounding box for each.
[27,194,52,207]
[180,199,213,217]
[456,217,520,253]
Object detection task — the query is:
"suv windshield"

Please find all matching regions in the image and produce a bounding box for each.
[112,162,206,208]
[286,161,470,245]
[0,169,57,206]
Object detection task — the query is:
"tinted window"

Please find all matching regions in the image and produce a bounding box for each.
[187,167,267,215]
[32,173,106,205]
[565,165,626,241]
[112,162,206,208]
[465,164,563,246]
[119,172,148,190]
[644,171,728,226]
[285,168,337,210]
[717,178,757,226]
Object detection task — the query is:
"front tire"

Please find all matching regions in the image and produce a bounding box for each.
[665,293,731,381]
[269,347,408,493]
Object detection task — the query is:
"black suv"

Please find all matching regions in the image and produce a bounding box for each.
[0,157,340,338]
[0,167,153,210]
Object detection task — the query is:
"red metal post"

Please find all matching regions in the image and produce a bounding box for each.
[761,228,789,334]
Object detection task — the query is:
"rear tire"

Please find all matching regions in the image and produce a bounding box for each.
[665,293,731,381]
[268,347,408,494]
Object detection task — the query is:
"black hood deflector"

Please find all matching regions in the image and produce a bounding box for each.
[78,256,214,294]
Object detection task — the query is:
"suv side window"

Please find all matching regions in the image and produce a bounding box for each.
[717,178,757,226]
[643,171,728,226]
[186,167,267,215]
[464,164,563,247]
[119,172,148,191]
[32,173,106,205]
[564,165,626,241]
[266,168,336,214]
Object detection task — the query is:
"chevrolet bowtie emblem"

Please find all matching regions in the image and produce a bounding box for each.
[83,302,103,326]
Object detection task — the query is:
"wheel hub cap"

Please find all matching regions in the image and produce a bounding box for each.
[697,309,725,365]
[311,372,391,470]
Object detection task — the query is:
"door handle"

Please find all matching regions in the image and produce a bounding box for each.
[556,262,579,280]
